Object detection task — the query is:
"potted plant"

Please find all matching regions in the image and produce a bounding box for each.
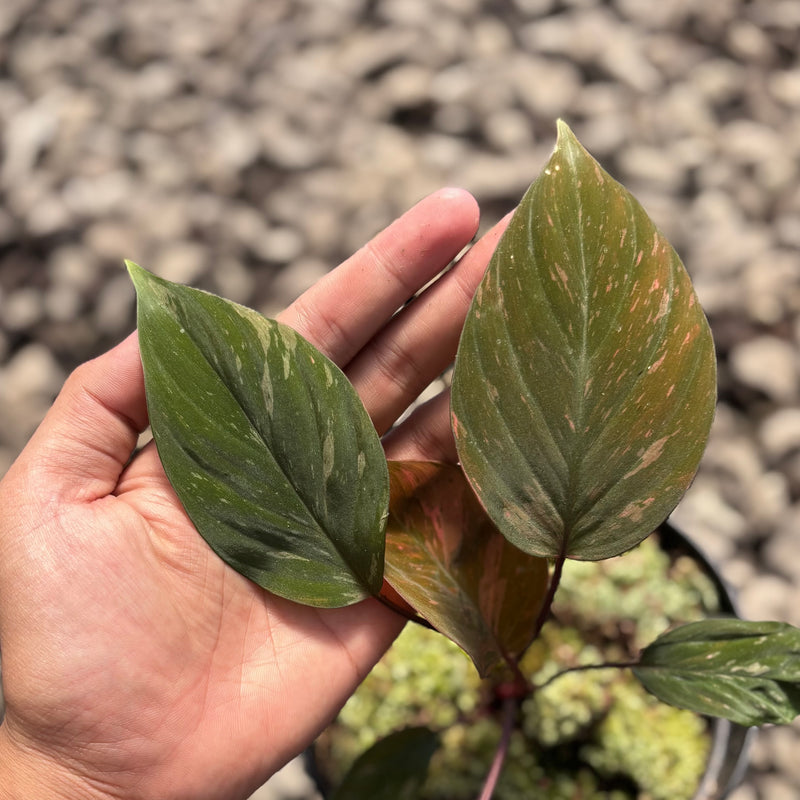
[127,121,800,800]
[311,521,753,800]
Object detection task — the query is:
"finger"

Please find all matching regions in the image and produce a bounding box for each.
[9,332,148,504]
[347,212,512,433]
[382,390,457,463]
[276,188,479,367]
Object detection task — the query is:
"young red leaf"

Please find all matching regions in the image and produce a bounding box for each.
[384,461,550,677]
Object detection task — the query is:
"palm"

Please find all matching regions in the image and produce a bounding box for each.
[0,190,507,800]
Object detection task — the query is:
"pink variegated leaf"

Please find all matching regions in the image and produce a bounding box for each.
[384,461,549,677]
[451,121,716,560]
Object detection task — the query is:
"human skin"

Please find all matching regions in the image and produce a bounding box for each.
[0,188,509,800]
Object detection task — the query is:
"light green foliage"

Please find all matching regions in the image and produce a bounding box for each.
[554,537,720,651]
[317,626,481,778]
[583,682,710,800]
[318,535,716,799]
[522,662,616,747]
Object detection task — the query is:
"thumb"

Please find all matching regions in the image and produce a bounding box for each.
[8,332,149,504]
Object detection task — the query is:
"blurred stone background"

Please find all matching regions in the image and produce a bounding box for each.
[0,0,799,798]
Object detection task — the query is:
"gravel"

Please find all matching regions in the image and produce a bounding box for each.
[1,1,799,798]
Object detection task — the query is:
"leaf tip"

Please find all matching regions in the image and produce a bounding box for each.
[555,119,588,162]
[556,118,577,146]
[126,260,151,292]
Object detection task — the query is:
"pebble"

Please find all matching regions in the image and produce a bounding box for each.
[729,336,799,403]
[737,574,795,622]
[768,725,800,786]
[1,287,45,331]
[150,241,208,286]
[763,507,800,583]
[727,785,757,800]
[753,774,800,800]
[249,758,322,800]
[759,409,800,463]
[0,344,66,457]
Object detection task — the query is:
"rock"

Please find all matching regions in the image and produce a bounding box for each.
[759,408,800,463]
[94,273,136,336]
[0,344,66,453]
[617,144,685,192]
[729,336,799,403]
[768,724,800,786]
[509,55,582,120]
[481,108,534,152]
[769,69,800,108]
[1,287,45,332]
[265,257,330,313]
[211,257,257,305]
[726,19,778,65]
[670,479,748,562]
[62,170,133,218]
[742,249,800,325]
[247,757,322,800]
[754,774,800,800]
[737,573,794,621]
[762,505,800,583]
[725,784,757,800]
[150,241,208,285]
[44,281,84,323]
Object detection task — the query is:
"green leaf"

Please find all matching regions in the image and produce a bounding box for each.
[331,727,439,800]
[127,262,388,608]
[634,619,800,726]
[384,461,550,677]
[451,120,716,561]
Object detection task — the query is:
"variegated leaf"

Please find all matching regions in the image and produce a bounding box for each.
[128,262,388,607]
[451,121,716,561]
[384,461,550,677]
[635,619,800,726]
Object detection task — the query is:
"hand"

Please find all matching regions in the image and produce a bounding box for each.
[0,189,507,800]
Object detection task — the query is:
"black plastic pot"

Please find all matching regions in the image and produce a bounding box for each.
[658,519,754,800]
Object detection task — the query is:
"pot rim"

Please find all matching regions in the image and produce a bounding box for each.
[659,517,755,800]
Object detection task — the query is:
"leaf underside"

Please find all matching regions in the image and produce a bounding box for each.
[634,619,800,727]
[128,262,388,608]
[451,120,716,561]
[384,461,549,677]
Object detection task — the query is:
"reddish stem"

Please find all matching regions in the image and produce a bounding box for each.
[477,696,518,800]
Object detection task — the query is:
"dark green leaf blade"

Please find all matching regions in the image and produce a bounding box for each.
[451,120,716,560]
[634,619,800,726]
[384,461,550,677]
[330,727,439,800]
[128,261,388,607]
